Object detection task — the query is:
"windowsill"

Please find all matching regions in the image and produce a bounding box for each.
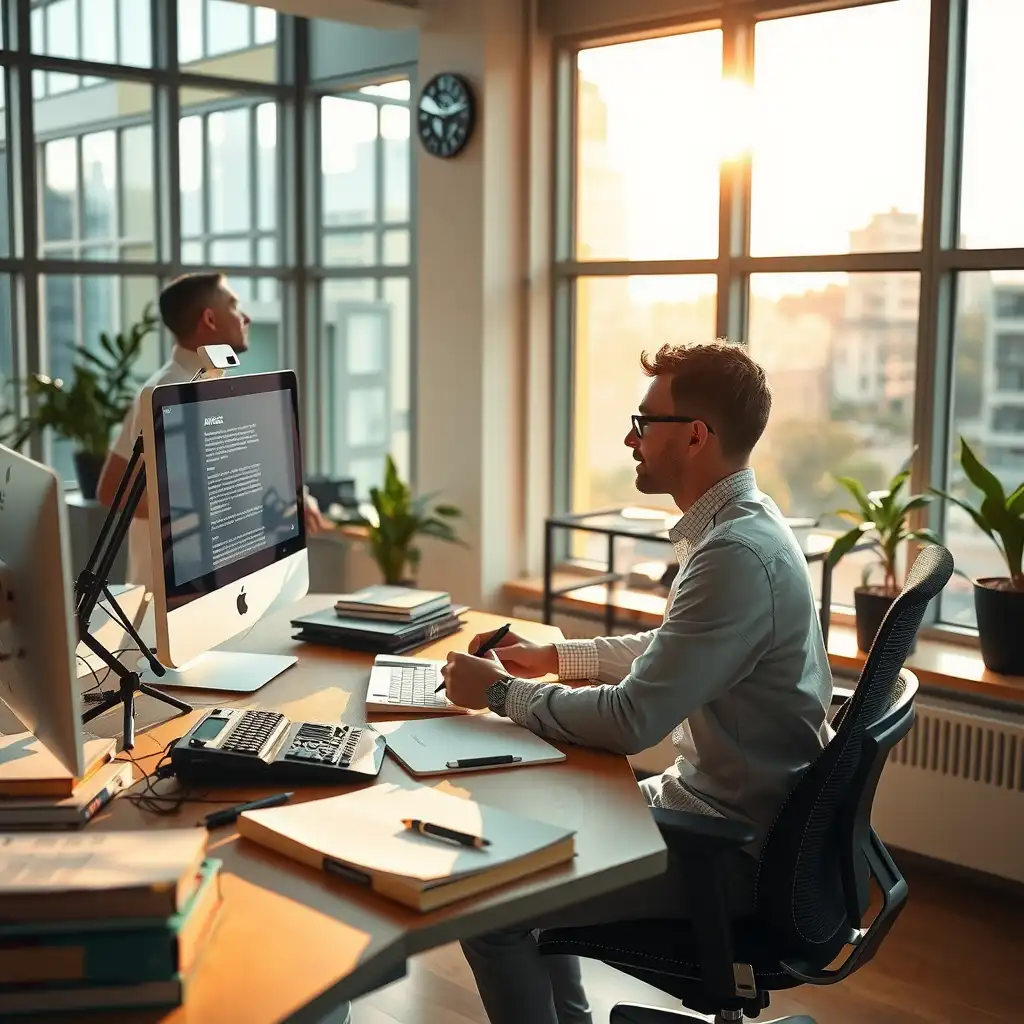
[501,575,1024,705]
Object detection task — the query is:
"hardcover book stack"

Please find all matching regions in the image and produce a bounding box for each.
[291,585,466,655]
[0,831,222,1016]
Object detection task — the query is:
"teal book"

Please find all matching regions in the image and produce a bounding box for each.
[0,857,222,992]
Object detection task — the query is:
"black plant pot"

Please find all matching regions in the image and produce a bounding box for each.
[974,579,1024,676]
[853,586,916,655]
[73,450,105,501]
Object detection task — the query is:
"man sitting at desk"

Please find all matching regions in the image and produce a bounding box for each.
[442,340,834,1024]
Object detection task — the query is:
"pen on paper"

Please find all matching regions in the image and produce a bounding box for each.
[402,818,491,849]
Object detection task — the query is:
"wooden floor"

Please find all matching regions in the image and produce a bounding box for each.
[352,860,1024,1023]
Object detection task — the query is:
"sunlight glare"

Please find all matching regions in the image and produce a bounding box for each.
[718,77,753,162]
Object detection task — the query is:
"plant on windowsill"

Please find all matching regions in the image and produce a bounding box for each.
[366,454,465,586]
[0,303,159,499]
[930,436,1024,676]
[825,449,940,654]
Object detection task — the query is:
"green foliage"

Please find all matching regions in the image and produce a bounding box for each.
[0,304,158,458]
[367,455,465,585]
[825,449,938,595]
[931,436,1024,591]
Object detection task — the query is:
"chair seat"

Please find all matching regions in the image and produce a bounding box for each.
[538,917,805,1010]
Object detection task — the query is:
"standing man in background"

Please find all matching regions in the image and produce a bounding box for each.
[97,272,329,591]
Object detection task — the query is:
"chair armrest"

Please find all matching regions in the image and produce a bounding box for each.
[650,808,756,851]
[831,685,856,708]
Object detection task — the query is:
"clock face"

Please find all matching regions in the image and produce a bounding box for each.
[417,73,475,159]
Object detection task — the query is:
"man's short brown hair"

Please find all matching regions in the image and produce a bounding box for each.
[158,272,224,339]
[640,340,772,461]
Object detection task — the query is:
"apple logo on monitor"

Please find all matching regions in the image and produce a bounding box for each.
[236,587,248,616]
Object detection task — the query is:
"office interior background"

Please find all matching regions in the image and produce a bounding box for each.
[0,0,1022,634]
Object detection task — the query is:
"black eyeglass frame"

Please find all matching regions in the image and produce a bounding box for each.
[630,414,714,438]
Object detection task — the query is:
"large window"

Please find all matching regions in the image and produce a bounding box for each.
[0,1,416,505]
[559,0,1024,632]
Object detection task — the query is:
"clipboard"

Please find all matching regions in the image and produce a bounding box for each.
[375,714,566,776]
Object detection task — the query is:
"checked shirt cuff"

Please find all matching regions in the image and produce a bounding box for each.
[553,639,600,681]
[504,677,544,726]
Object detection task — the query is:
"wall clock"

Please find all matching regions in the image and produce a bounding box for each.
[417,72,476,159]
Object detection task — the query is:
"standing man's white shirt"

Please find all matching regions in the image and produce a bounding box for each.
[109,345,206,591]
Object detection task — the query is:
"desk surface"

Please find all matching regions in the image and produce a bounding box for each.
[76,597,667,1024]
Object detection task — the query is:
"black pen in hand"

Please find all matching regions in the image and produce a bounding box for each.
[435,622,512,693]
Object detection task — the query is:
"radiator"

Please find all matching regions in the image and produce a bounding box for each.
[511,604,1024,884]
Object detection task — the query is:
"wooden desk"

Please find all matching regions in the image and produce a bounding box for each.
[78,598,667,1024]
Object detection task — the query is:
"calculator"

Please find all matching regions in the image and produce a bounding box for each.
[170,707,385,785]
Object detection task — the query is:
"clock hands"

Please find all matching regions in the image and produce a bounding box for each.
[420,94,468,119]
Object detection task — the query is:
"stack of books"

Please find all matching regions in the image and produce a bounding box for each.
[0,733,133,830]
[291,584,466,655]
[0,830,222,1016]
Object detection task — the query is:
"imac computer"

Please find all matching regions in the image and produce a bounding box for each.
[138,369,309,692]
[0,443,85,776]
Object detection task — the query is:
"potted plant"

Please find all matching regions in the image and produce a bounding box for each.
[0,304,158,499]
[826,452,939,653]
[366,454,464,585]
[931,437,1024,675]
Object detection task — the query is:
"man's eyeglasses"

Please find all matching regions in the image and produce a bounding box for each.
[631,414,714,439]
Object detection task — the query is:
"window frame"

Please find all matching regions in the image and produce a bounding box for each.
[552,0,1024,639]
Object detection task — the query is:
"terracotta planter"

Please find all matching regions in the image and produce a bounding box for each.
[853,586,916,655]
[974,578,1024,676]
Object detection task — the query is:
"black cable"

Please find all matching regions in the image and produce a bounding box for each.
[117,740,227,819]
[80,646,142,702]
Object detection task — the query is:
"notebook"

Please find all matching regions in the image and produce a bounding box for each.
[333,585,451,622]
[238,782,575,912]
[365,655,475,715]
[291,605,466,656]
[375,714,566,776]
[0,760,133,829]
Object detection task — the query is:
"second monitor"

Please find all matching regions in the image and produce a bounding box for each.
[139,370,309,691]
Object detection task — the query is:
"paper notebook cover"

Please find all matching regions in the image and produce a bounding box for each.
[334,585,450,615]
[238,782,576,912]
[374,714,567,776]
[0,760,134,828]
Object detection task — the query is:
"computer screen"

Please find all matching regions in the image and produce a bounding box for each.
[142,371,309,670]
[150,374,305,610]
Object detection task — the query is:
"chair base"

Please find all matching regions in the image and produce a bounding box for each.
[610,1003,817,1024]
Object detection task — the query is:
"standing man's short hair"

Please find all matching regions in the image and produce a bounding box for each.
[640,341,772,461]
[158,272,224,339]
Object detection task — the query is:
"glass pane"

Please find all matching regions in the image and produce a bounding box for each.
[179,116,205,237]
[82,0,117,64]
[382,277,411,479]
[323,279,376,305]
[81,131,118,242]
[254,7,277,44]
[381,104,410,223]
[346,312,385,375]
[0,278,14,383]
[575,31,722,260]
[347,388,387,447]
[256,103,276,231]
[42,138,78,244]
[748,271,919,608]
[750,1,929,257]
[572,275,717,521]
[210,239,251,265]
[208,107,252,233]
[118,0,152,68]
[122,243,155,262]
[180,0,276,81]
[40,275,158,482]
[120,124,154,240]
[323,231,376,267]
[256,276,277,304]
[360,81,411,100]
[177,0,204,65]
[257,237,276,266]
[960,1,1024,249]
[0,89,9,254]
[383,229,410,266]
[42,0,78,58]
[242,284,281,374]
[321,97,377,227]
[181,240,204,264]
[943,271,1024,626]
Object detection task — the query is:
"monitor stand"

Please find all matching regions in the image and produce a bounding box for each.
[137,650,297,694]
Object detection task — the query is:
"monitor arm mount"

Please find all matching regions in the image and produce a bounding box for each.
[74,435,193,751]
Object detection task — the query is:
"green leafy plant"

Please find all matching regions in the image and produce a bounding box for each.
[0,303,159,459]
[367,455,465,585]
[931,436,1024,592]
[825,450,940,595]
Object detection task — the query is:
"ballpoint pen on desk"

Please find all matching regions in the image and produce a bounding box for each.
[435,621,513,693]
[401,818,491,849]
[204,791,293,829]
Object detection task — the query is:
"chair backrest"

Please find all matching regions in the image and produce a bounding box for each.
[752,545,954,966]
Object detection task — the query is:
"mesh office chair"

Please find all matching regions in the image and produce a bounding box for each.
[538,544,954,1024]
